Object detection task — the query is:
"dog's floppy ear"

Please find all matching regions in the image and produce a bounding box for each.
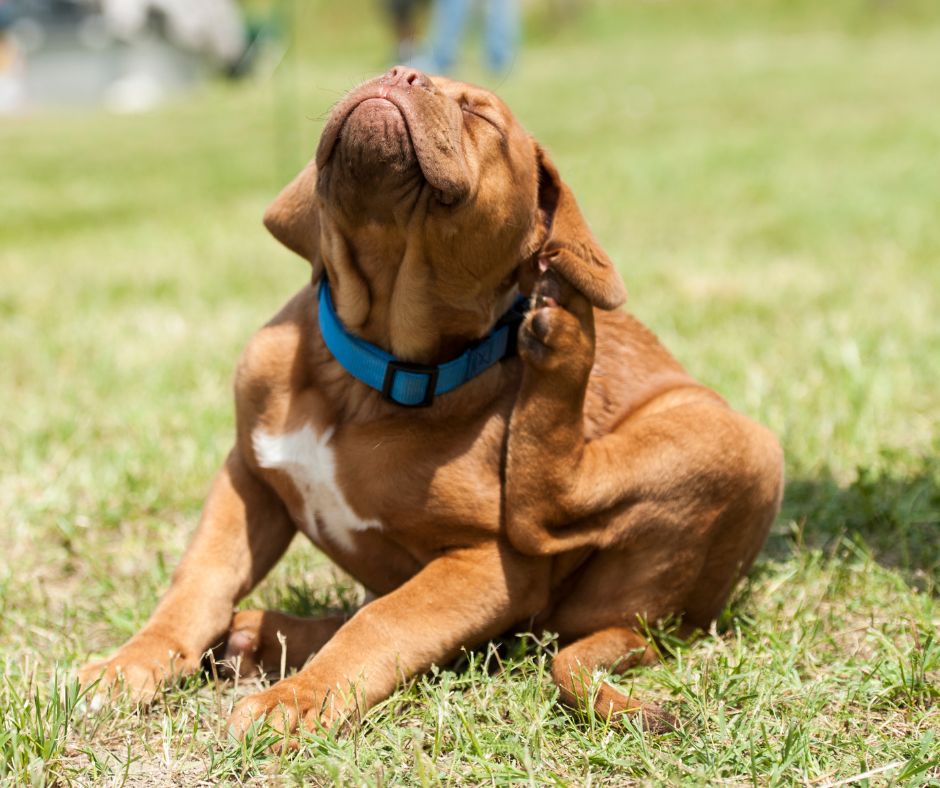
[535,145,626,310]
[263,161,324,280]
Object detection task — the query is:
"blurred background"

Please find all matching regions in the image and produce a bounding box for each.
[2,1,939,780]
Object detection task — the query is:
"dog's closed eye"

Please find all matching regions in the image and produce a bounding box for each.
[460,101,501,131]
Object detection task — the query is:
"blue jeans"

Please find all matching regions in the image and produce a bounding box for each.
[411,0,519,74]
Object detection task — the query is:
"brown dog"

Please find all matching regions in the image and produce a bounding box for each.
[78,67,784,735]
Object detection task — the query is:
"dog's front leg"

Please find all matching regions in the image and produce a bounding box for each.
[228,543,548,740]
[78,448,295,703]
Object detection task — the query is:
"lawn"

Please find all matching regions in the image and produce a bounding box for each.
[1,0,938,784]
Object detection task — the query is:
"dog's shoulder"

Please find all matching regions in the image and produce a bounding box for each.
[236,287,313,385]
[233,286,319,435]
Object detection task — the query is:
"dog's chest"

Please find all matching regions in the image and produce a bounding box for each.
[252,424,380,551]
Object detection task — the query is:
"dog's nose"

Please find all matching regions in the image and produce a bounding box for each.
[383,66,432,89]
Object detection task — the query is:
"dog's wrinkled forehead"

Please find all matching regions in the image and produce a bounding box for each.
[432,75,516,121]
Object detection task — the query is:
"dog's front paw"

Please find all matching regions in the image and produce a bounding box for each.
[518,268,594,377]
[228,679,307,744]
[228,676,351,745]
[77,634,196,707]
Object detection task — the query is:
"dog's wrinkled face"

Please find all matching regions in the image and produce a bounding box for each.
[264,67,626,362]
[316,69,509,216]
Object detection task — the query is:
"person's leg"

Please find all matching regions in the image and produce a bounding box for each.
[484,0,519,73]
[387,0,419,63]
[411,0,471,74]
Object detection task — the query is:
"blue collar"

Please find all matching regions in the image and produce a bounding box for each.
[318,280,528,407]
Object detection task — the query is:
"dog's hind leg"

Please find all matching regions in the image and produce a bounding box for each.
[507,270,783,558]
[220,610,346,679]
[552,626,674,732]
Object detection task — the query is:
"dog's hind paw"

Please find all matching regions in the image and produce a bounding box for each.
[519,268,594,377]
[219,610,267,679]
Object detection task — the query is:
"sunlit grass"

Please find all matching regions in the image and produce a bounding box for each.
[1,0,938,783]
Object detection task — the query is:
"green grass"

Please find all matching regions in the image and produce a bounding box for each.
[1,0,938,783]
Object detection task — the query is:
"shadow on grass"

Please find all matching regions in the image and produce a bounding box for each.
[769,454,939,588]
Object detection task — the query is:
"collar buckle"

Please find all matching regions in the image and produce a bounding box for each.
[381,360,439,407]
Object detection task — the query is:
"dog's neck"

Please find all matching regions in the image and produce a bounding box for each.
[324,241,517,366]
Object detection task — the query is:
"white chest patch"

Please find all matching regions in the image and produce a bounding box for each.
[252,424,380,552]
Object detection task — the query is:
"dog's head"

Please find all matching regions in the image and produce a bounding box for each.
[264,67,626,362]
